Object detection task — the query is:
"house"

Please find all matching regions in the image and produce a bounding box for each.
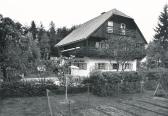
[55,9,147,77]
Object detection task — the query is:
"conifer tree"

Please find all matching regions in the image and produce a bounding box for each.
[48,21,58,56]
[30,21,37,40]
[153,4,168,68]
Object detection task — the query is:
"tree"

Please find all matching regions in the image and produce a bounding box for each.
[29,21,37,40]
[152,4,168,68]
[37,23,45,41]
[48,21,58,56]
[0,16,23,81]
[146,41,163,69]
[154,5,168,49]
[105,36,146,71]
[56,26,74,42]
[39,32,50,60]
[0,16,41,81]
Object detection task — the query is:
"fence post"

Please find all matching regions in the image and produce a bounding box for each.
[68,100,71,116]
[140,80,144,93]
[117,83,120,96]
[87,83,90,106]
[46,89,53,116]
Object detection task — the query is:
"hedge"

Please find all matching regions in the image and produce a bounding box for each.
[0,80,88,98]
[86,70,168,96]
[88,71,142,96]
[142,70,168,90]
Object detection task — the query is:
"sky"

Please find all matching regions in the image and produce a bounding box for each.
[0,0,167,43]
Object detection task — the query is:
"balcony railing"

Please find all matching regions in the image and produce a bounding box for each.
[68,46,146,59]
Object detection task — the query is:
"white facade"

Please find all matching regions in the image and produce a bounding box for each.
[71,57,137,77]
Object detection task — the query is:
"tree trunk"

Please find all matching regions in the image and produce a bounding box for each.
[1,67,8,82]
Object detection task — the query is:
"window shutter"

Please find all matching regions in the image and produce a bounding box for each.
[109,64,113,70]
[84,63,87,70]
[95,63,98,70]
[105,63,108,70]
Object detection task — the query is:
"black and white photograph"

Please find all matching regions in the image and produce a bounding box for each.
[0,0,168,116]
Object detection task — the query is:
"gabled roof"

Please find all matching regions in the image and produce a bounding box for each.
[56,9,133,47]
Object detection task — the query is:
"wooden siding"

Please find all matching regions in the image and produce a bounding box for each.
[91,15,144,42]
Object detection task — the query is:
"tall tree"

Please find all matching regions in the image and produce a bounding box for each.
[48,21,58,56]
[0,16,41,81]
[29,21,37,40]
[39,32,50,60]
[152,4,168,68]
[154,5,168,49]
[0,16,22,81]
[37,23,45,42]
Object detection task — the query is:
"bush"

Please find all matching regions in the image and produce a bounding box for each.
[1,81,58,98]
[121,72,142,82]
[142,69,168,91]
[87,71,142,96]
[0,79,88,98]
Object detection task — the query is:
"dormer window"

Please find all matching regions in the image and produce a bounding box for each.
[107,21,113,33]
[120,23,126,35]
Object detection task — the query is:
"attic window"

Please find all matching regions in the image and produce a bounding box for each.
[120,23,126,35]
[107,21,113,33]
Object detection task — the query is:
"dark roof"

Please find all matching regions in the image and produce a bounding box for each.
[56,9,144,47]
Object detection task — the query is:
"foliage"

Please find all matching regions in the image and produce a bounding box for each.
[140,69,168,90]
[146,41,163,68]
[39,32,50,60]
[0,80,58,97]
[154,4,168,50]
[0,16,41,82]
[88,71,142,96]
[29,21,37,40]
[149,4,168,68]
[0,80,88,98]
[48,21,58,56]
[105,36,146,71]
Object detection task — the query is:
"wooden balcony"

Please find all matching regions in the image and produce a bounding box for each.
[66,46,146,59]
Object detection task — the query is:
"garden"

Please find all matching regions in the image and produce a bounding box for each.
[0,70,168,116]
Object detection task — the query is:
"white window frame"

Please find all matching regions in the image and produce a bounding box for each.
[120,23,126,35]
[96,63,108,70]
[107,21,114,33]
[73,60,87,70]
[125,63,132,70]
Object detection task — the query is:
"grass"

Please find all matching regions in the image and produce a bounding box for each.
[0,90,168,116]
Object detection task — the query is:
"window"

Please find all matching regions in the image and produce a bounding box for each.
[125,63,132,69]
[96,63,108,70]
[120,23,126,35]
[95,41,109,49]
[108,21,113,26]
[73,60,87,70]
[109,63,119,70]
[113,63,119,70]
[107,21,113,33]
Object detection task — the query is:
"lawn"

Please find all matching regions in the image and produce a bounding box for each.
[0,90,168,116]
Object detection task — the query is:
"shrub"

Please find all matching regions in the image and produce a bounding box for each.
[0,79,88,98]
[1,80,58,98]
[121,72,142,82]
[142,69,168,90]
[88,71,142,96]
